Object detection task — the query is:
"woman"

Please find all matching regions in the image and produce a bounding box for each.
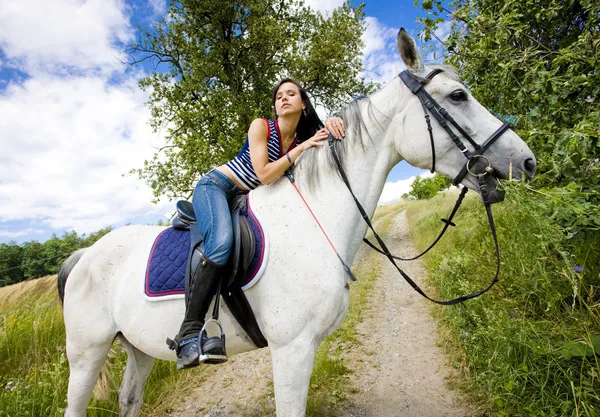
[172,78,345,369]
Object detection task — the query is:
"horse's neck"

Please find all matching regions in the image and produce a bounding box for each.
[301,80,405,264]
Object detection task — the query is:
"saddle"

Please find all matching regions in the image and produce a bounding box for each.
[172,195,268,349]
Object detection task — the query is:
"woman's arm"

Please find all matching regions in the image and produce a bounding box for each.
[248,119,329,184]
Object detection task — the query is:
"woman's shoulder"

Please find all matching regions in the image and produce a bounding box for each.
[248,118,270,140]
[250,118,272,128]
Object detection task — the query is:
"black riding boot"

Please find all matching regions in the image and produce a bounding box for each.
[173,255,226,369]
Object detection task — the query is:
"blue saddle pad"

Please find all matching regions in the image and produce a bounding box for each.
[144,228,190,298]
[144,197,267,300]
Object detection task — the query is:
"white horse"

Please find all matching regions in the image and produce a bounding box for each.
[59,29,536,417]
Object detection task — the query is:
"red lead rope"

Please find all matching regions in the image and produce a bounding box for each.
[286,170,357,281]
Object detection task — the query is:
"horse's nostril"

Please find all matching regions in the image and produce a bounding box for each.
[524,158,537,179]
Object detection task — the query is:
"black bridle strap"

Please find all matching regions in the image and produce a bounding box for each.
[400,71,476,159]
[423,102,436,173]
[329,135,500,305]
[452,122,511,185]
[363,186,468,261]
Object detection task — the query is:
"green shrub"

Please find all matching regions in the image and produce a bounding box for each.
[408,183,599,416]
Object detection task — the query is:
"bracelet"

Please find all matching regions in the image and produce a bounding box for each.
[285,152,292,165]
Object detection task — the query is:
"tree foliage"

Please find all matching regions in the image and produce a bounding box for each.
[129,0,374,201]
[417,0,600,232]
[402,174,452,200]
[0,228,112,287]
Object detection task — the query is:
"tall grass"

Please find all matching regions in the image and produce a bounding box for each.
[0,276,212,416]
[0,277,71,416]
[407,184,599,416]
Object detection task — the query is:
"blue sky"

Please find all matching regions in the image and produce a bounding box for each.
[0,0,446,244]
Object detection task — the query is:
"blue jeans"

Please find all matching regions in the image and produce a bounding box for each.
[192,170,244,265]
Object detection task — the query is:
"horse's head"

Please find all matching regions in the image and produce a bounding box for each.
[393,29,536,203]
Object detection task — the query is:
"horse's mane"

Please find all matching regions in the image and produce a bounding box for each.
[293,64,459,190]
[294,96,382,190]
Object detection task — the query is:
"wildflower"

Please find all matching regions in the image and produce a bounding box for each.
[573,266,584,273]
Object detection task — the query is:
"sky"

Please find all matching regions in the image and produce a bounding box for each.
[0,0,448,244]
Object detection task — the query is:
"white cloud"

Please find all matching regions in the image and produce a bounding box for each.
[434,20,453,43]
[0,0,132,75]
[361,17,404,84]
[0,70,170,234]
[378,172,434,205]
[303,0,344,14]
[0,228,45,238]
[148,0,167,16]
[0,0,177,240]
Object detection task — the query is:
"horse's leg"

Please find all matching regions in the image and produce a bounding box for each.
[63,335,115,417]
[118,336,155,417]
[270,339,318,417]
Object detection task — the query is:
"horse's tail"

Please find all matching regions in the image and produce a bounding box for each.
[57,248,88,305]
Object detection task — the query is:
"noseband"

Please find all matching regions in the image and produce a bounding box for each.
[324,69,509,305]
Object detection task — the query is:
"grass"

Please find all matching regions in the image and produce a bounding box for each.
[0,204,402,417]
[0,277,221,417]
[406,184,600,417]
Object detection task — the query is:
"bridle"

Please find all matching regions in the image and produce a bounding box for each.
[327,69,513,305]
[399,69,511,185]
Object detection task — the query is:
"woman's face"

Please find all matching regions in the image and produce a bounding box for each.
[274,82,305,117]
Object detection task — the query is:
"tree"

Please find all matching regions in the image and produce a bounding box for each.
[21,241,46,279]
[417,0,599,231]
[402,173,451,200]
[0,242,24,286]
[0,228,114,287]
[128,0,374,201]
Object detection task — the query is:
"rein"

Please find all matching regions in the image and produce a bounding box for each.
[328,132,500,305]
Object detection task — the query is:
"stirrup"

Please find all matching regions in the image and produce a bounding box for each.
[199,318,228,364]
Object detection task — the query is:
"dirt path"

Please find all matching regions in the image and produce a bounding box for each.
[164,210,470,417]
[339,210,471,417]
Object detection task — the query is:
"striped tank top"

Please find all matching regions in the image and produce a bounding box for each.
[226,119,298,190]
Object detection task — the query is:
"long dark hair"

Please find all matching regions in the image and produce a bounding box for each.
[271,78,324,143]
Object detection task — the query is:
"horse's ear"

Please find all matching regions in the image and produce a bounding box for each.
[397,28,424,74]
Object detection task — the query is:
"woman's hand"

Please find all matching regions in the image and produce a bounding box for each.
[301,128,330,151]
[325,116,345,140]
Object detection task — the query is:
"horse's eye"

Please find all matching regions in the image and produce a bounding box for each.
[450,90,468,102]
